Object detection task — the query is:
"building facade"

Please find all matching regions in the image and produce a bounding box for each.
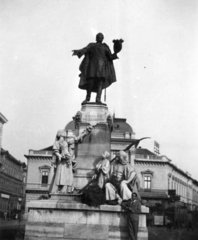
[0,113,25,218]
[0,149,24,217]
[25,147,53,204]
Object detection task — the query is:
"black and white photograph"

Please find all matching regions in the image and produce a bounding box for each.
[0,0,198,239]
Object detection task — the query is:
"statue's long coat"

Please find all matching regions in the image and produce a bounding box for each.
[76,42,117,92]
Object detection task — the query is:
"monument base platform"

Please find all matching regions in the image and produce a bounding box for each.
[25,200,149,240]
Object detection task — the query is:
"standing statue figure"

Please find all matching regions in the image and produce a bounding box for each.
[72,33,124,104]
[50,126,92,194]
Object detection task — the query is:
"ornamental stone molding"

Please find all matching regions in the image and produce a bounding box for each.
[141,169,154,177]
[38,165,51,171]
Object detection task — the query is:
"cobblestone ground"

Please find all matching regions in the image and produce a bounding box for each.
[148,226,198,240]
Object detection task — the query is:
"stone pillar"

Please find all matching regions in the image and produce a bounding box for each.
[73,103,113,189]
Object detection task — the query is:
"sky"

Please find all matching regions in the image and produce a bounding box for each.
[0,0,198,179]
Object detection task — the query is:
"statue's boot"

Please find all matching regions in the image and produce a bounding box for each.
[96,81,103,103]
[82,81,94,104]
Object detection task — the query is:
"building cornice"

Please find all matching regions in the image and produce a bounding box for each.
[24,155,52,161]
[141,169,154,176]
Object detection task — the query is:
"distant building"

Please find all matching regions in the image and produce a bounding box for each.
[25,116,198,224]
[25,147,53,204]
[0,113,25,218]
[134,148,198,225]
[139,139,160,155]
[0,149,24,217]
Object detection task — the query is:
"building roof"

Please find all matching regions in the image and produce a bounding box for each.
[112,118,133,134]
[38,146,53,151]
[1,148,22,166]
[135,148,156,156]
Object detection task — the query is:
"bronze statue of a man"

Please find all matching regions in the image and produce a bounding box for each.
[72,33,123,104]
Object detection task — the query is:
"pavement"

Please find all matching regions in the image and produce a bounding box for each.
[1,219,198,239]
[0,218,26,229]
[148,226,198,240]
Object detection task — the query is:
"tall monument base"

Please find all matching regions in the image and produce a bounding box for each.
[25,200,149,240]
[72,102,112,190]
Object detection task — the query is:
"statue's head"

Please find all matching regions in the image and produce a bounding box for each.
[56,130,67,140]
[96,33,104,43]
[102,151,110,160]
[118,150,128,165]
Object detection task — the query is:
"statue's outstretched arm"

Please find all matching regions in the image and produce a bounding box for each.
[72,50,83,58]
[74,125,93,143]
[72,44,92,58]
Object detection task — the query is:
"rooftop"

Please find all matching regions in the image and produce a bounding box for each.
[1,148,22,166]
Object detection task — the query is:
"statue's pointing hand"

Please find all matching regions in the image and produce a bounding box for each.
[86,125,93,133]
[72,50,77,56]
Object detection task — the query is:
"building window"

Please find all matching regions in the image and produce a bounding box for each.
[41,171,49,184]
[141,169,154,191]
[144,176,151,189]
[39,165,51,185]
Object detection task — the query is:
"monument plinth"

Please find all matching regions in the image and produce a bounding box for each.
[73,103,112,189]
[25,200,149,240]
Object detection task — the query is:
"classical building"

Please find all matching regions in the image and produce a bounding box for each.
[134,148,198,225]
[0,113,25,218]
[25,146,53,203]
[25,116,198,224]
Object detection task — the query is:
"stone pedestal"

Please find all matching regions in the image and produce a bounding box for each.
[25,200,149,240]
[73,103,112,189]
